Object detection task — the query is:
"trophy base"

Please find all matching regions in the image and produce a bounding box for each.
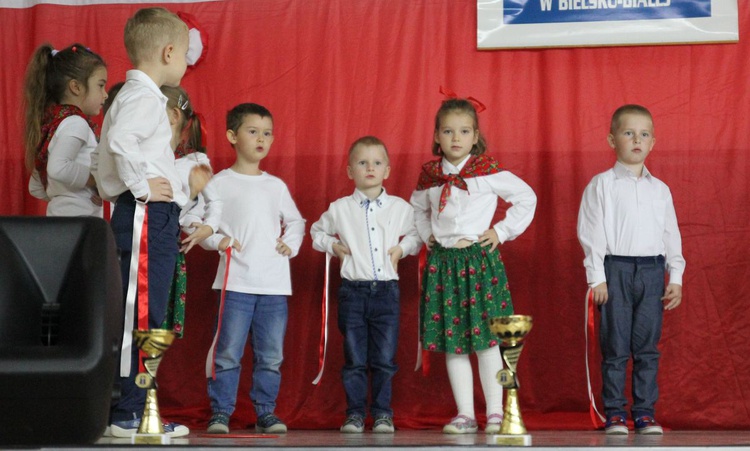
[132,433,171,445]
[490,433,532,446]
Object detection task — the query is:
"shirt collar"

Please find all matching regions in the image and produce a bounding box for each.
[125,69,168,103]
[442,154,472,174]
[613,161,652,180]
[353,188,389,208]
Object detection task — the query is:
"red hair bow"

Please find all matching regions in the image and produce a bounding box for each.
[439,86,486,113]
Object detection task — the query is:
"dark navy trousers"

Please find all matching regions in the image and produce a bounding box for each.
[600,255,665,419]
[109,191,180,421]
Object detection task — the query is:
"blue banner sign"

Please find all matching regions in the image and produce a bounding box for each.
[504,0,711,25]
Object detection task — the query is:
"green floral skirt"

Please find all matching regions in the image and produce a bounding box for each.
[420,243,513,354]
[161,251,186,338]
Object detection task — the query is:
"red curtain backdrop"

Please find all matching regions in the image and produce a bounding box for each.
[1,0,749,431]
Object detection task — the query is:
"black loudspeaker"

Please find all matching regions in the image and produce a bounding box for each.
[0,216,123,445]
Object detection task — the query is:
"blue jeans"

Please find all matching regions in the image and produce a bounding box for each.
[109,192,180,421]
[207,291,287,417]
[337,280,400,418]
[600,255,665,419]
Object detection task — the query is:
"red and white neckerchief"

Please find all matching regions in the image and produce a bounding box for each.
[119,201,148,376]
[205,241,233,379]
[311,253,333,385]
[415,154,504,214]
[585,287,606,428]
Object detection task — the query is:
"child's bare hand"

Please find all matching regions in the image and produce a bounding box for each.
[388,246,403,272]
[426,235,436,251]
[332,241,351,260]
[188,164,212,200]
[218,236,241,252]
[90,192,103,206]
[479,228,500,252]
[144,177,173,202]
[276,238,292,256]
[592,282,609,305]
[181,223,213,253]
[662,283,682,310]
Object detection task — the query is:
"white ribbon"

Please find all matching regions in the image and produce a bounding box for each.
[119,201,146,377]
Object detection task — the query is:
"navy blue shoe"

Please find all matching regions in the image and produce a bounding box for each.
[634,416,663,435]
[604,415,628,435]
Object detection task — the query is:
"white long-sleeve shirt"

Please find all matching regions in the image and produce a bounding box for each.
[175,152,222,234]
[311,188,422,281]
[28,116,102,217]
[92,70,186,207]
[410,155,537,248]
[577,162,686,287]
[201,169,305,295]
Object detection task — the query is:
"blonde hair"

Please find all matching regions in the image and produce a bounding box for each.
[348,136,389,164]
[22,43,105,172]
[124,7,187,65]
[610,104,653,134]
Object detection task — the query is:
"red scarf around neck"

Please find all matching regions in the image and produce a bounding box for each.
[415,154,504,213]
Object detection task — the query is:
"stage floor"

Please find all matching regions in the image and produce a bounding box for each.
[82,430,750,450]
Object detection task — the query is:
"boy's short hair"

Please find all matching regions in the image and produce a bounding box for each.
[124,7,187,65]
[347,136,389,163]
[226,103,273,133]
[610,104,653,133]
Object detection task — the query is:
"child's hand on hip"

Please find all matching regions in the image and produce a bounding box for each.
[276,238,292,256]
[479,228,500,252]
[388,246,403,272]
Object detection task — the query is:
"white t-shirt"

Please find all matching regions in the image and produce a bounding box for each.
[202,169,306,295]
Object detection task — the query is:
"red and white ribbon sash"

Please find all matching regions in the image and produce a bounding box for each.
[119,201,147,377]
[585,287,606,428]
[311,253,332,385]
[205,243,232,379]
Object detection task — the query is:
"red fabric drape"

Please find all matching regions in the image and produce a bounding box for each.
[2,0,750,431]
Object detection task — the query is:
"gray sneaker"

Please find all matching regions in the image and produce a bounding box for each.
[207,412,230,434]
[372,415,394,433]
[340,414,365,433]
[255,413,287,434]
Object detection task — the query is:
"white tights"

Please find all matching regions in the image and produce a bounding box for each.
[446,347,504,419]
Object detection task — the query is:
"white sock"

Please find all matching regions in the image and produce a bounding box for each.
[477,347,504,417]
[446,353,475,419]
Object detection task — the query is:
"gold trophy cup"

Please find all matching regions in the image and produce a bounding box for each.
[132,329,176,444]
[488,315,533,446]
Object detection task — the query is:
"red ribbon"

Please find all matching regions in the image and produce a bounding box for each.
[312,254,331,384]
[418,247,430,375]
[210,247,232,379]
[586,289,605,429]
[137,206,149,373]
[439,86,486,113]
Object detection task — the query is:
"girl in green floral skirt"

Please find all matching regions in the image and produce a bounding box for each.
[410,98,537,434]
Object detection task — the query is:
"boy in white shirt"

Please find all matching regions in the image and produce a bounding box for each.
[310,136,421,434]
[201,103,305,435]
[577,104,685,436]
[92,7,190,438]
